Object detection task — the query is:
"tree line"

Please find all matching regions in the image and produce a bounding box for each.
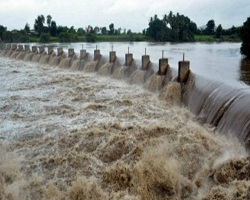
[0,12,250,57]
[0,14,137,43]
[0,12,242,43]
[145,12,240,42]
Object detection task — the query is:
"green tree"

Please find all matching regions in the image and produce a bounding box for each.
[146,16,167,41]
[215,24,223,38]
[50,21,57,36]
[94,26,100,34]
[240,17,250,58]
[40,33,50,43]
[47,15,52,27]
[229,26,237,35]
[127,29,132,35]
[163,14,168,25]
[24,23,30,34]
[18,35,30,42]
[168,13,196,41]
[109,23,114,34]
[128,31,134,41]
[189,22,198,34]
[101,27,107,34]
[115,27,122,35]
[205,20,215,35]
[34,15,45,35]
[77,28,85,36]
[57,26,69,35]
[146,11,196,42]
[58,32,73,42]
[69,26,76,33]
[86,33,96,42]
[0,25,7,40]
[3,31,12,42]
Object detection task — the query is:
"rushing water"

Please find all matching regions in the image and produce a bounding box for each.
[0,43,250,199]
[25,41,250,88]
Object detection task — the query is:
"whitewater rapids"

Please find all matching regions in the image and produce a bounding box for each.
[0,57,249,200]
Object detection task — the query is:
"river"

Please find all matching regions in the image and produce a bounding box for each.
[0,42,250,199]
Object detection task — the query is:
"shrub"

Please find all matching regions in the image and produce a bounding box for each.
[86,33,96,42]
[58,32,72,42]
[39,33,50,43]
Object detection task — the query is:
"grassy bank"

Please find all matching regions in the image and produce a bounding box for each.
[26,34,147,43]
[194,34,241,42]
[1,34,240,44]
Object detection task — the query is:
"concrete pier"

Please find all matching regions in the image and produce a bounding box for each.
[48,47,54,55]
[109,51,116,63]
[94,49,101,61]
[68,48,75,57]
[11,44,17,50]
[32,46,37,53]
[80,50,88,60]
[124,53,137,78]
[57,48,64,56]
[125,53,133,66]
[178,61,190,83]
[6,44,11,50]
[24,45,30,52]
[18,45,23,51]
[158,58,169,75]
[39,47,45,54]
[142,55,150,70]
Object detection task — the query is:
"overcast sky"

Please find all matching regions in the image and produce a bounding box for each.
[0,0,249,32]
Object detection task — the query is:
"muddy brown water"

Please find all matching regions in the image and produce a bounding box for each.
[0,49,250,199]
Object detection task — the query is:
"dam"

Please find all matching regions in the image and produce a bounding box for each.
[1,43,249,147]
[0,43,250,199]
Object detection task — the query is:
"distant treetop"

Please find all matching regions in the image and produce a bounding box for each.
[146,11,197,42]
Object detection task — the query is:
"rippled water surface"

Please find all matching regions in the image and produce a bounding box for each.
[27,41,250,88]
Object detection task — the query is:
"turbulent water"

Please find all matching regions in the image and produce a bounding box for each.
[0,53,250,199]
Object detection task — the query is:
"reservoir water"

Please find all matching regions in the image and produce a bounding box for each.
[32,41,249,88]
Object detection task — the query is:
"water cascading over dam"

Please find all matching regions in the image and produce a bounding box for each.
[0,43,249,148]
[1,43,250,199]
[183,75,250,146]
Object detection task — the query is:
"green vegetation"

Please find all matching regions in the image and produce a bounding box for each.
[96,34,147,42]
[194,34,241,42]
[58,32,78,42]
[0,12,244,43]
[204,20,215,35]
[194,35,214,42]
[240,17,250,58]
[146,12,197,42]
[39,33,50,43]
